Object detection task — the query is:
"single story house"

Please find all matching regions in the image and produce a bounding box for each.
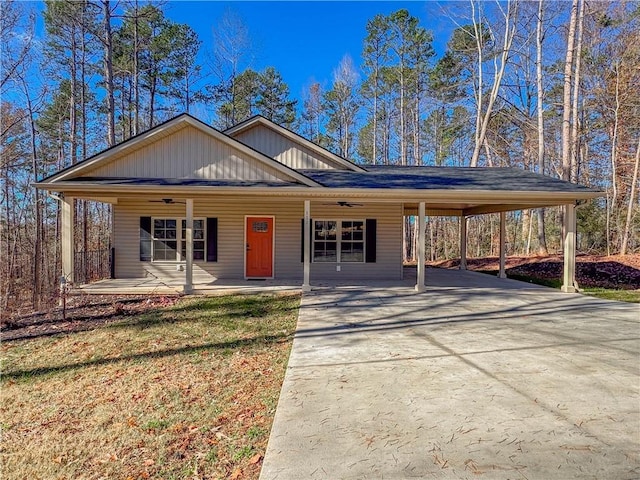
[35,114,601,293]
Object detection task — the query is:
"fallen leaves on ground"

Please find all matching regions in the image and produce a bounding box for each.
[1,294,299,480]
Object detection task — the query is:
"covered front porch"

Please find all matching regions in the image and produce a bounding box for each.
[58,193,581,296]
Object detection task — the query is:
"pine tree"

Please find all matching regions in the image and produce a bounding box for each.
[256,67,297,126]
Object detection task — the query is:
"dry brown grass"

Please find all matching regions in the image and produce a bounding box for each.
[1,293,300,480]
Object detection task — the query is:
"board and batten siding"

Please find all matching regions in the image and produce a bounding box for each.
[113,199,403,282]
[86,125,292,181]
[232,124,346,170]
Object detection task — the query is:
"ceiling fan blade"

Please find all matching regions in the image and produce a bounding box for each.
[148,198,185,204]
[320,201,364,207]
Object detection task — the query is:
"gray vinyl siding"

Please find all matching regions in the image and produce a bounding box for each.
[233,125,347,170]
[87,125,292,182]
[112,199,403,282]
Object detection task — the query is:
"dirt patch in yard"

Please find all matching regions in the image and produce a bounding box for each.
[1,294,180,342]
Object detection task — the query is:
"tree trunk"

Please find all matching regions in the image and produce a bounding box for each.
[470,0,516,167]
[149,77,157,128]
[609,62,621,252]
[399,62,406,166]
[522,209,531,255]
[102,0,116,147]
[561,0,579,182]
[536,0,548,255]
[373,67,378,164]
[70,24,78,166]
[569,0,585,184]
[471,0,484,167]
[620,138,640,255]
[20,74,42,308]
[133,0,139,135]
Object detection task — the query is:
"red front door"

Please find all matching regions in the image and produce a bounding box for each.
[246,217,273,278]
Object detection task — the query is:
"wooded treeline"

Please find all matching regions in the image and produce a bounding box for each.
[1,0,638,313]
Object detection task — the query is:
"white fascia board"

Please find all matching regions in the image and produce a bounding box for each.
[33,182,602,204]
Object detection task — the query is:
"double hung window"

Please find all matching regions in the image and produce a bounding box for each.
[313,220,364,263]
[152,218,205,261]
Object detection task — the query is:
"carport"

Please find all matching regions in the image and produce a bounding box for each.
[299,166,602,294]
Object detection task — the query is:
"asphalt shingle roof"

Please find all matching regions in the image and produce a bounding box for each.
[66,166,600,195]
[300,165,598,193]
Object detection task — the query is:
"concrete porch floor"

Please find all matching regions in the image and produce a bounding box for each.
[74,277,302,296]
[260,270,640,479]
[73,267,553,296]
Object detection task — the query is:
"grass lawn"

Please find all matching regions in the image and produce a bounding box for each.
[1,293,300,480]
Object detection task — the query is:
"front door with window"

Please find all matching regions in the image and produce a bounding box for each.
[246,217,274,278]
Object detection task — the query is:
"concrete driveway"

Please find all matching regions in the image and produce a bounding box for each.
[260,269,640,480]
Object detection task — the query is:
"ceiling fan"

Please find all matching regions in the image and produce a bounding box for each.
[322,201,364,208]
[149,198,185,204]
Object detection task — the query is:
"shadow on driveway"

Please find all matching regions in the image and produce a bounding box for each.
[261,270,640,479]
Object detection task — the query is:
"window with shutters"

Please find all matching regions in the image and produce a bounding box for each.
[152,217,205,262]
[313,220,365,263]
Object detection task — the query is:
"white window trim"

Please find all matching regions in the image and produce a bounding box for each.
[151,216,206,263]
[312,218,366,264]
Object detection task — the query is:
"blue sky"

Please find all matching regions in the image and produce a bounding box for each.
[163,1,456,100]
[25,0,464,117]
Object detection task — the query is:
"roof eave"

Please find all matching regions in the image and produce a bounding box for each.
[33,181,603,203]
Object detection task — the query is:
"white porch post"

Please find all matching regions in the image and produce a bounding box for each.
[184,198,194,294]
[561,203,577,293]
[302,200,311,292]
[61,195,75,283]
[415,202,426,292]
[498,211,507,279]
[459,215,467,270]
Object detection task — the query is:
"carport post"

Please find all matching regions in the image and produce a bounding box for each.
[498,212,507,278]
[459,215,467,270]
[415,202,426,292]
[302,200,311,292]
[561,203,577,293]
[184,198,194,294]
[61,194,75,283]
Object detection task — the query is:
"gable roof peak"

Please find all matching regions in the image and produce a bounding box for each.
[38,113,321,187]
[224,115,367,173]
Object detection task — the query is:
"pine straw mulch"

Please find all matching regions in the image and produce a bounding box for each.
[429,254,640,290]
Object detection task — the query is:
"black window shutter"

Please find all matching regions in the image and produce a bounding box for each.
[206,218,218,262]
[300,218,313,262]
[365,219,377,263]
[140,216,152,261]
